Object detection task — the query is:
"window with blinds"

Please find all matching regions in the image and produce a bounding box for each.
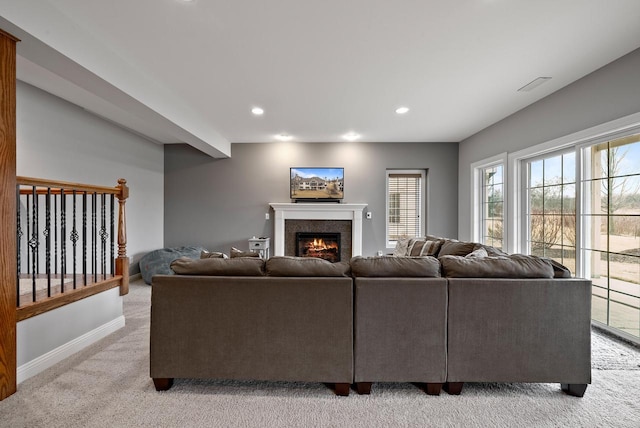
[386,170,425,245]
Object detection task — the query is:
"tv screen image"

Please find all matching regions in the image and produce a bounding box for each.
[290,167,344,201]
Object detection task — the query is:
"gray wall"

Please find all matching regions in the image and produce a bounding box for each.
[458,47,640,241]
[16,81,165,271]
[165,142,459,255]
[15,81,164,377]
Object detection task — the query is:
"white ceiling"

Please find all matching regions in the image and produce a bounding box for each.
[2,0,640,158]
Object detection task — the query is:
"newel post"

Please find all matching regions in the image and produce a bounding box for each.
[115,178,129,296]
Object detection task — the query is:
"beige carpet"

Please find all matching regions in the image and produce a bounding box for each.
[1,279,639,428]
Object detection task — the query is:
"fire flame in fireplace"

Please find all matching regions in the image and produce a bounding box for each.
[310,238,329,251]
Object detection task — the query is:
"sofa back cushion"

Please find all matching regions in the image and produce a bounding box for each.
[265,256,351,277]
[439,254,554,278]
[437,240,478,257]
[170,257,265,276]
[350,255,441,277]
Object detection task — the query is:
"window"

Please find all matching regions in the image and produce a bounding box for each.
[386,170,425,246]
[582,134,640,339]
[511,116,640,342]
[471,153,507,250]
[480,164,504,250]
[524,150,576,273]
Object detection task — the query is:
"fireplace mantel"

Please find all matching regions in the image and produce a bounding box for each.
[269,203,367,257]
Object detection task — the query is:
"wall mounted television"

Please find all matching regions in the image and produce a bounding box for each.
[290,167,344,202]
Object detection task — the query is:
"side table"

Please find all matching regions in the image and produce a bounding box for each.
[248,237,270,259]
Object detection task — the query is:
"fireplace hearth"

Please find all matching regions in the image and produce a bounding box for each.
[296,232,341,262]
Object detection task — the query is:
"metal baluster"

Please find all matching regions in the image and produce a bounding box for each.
[16,185,22,307]
[45,188,51,297]
[100,193,107,279]
[110,194,115,275]
[83,192,87,285]
[72,190,78,289]
[54,194,58,275]
[26,194,30,275]
[92,192,97,283]
[61,189,66,292]
[29,187,38,302]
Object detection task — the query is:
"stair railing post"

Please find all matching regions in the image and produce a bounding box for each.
[115,179,129,295]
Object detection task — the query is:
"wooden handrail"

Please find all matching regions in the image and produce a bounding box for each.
[17,176,122,195]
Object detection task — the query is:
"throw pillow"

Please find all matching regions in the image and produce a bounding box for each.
[465,247,488,258]
[392,236,413,256]
[407,238,443,256]
[230,247,261,258]
[200,250,228,259]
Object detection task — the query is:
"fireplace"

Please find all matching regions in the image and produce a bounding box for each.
[269,203,367,257]
[296,232,341,262]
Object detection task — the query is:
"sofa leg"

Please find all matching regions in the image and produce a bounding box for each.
[443,382,464,395]
[355,382,372,395]
[334,383,350,396]
[561,383,588,397]
[153,378,174,391]
[425,382,443,396]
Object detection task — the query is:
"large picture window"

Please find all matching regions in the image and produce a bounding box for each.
[525,150,577,273]
[514,125,640,341]
[583,134,640,338]
[480,164,504,250]
[386,170,425,246]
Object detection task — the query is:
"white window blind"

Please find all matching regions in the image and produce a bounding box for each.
[387,172,424,243]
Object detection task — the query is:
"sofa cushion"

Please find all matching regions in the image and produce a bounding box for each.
[543,258,573,278]
[265,256,351,277]
[170,257,265,276]
[139,246,206,284]
[230,247,261,258]
[439,254,554,278]
[437,240,478,257]
[350,255,441,277]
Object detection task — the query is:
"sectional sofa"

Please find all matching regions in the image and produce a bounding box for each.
[149,239,592,397]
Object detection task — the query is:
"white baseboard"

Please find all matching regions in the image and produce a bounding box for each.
[17,315,126,384]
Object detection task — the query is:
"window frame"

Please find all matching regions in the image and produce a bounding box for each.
[385,169,426,248]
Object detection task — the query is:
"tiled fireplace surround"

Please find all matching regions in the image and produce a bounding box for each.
[269,203,367,260]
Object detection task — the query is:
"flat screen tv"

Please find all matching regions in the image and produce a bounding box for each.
[290,167,344,202]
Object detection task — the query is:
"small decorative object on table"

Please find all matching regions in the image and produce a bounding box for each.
[248,237,270,259]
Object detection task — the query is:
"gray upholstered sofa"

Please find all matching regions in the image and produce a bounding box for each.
[150,256,354,395]
[150,242,592,398]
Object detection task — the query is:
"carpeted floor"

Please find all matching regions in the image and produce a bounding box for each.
[1,278,639,427]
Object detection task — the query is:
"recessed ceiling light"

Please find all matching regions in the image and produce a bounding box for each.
[251,107,264,116]
[395,107,410,114]
[517,77,552,92]
[342,132,361,141]
[275,134,293,141]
